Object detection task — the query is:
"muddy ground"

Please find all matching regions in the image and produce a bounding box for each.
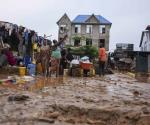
[0,73,150,125]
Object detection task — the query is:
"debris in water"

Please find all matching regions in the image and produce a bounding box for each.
[8,95,29,101]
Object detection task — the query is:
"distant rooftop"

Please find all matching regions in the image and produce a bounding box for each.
[146,25,150,30]
[72,14,112,25]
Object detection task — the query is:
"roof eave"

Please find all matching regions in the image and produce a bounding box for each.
[57,13,71,25]
[85,14,100,23]
[72,22,112,25]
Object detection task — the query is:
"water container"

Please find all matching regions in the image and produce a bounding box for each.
[27,64,36,76]
[23,56,32,67]
[37,63,43,73]
[63,69,69,77]
[19,67,26,76]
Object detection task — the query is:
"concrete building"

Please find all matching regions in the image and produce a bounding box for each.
[57,14,112,51]
[140,25,150,51]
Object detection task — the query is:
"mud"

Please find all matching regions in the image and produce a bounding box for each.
[0,73,150,125]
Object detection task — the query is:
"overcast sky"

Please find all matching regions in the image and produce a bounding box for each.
[0,0,150,51]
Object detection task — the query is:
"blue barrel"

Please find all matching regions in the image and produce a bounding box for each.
[27,64,36,76]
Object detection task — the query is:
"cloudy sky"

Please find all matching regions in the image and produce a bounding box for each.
[0,0,150,51]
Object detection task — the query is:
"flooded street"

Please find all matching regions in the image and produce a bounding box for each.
[0,73,150,125]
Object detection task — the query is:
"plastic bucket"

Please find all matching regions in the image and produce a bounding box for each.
[90,68,96,76]
[19,67,26,76]
[80,62,93,70]
[27,64,36,76]
[63,69,69,77]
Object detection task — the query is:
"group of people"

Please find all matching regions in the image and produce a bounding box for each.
[0,28,74,77]
[0,21,73,75]
[35,35,74,76]
[0,21,108,77]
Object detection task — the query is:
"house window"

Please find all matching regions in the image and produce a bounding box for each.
[60,25,66,33]
[100,25,106,34]
[74,39,80,46]
[75,25,81,33]
[99,39,105,48]
[86,38,92,46]
[86,25,92,34]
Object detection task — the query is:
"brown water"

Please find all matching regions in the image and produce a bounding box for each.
[27,76,65,92]
[0,73,150,125]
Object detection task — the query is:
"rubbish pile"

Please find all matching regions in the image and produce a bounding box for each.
[0,75,36,92]
[70,56,95,77]
[8,94,29,101]
[112,43,135,71]
[0,76,35,84]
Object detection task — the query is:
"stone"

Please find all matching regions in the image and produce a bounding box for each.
[37,117,55,123]
[46,111,60,119]
[142,107,149,114]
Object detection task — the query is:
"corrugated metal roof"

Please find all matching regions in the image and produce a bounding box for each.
[72,15,112,25]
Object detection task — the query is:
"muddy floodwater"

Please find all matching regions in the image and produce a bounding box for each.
[0,73,150,125]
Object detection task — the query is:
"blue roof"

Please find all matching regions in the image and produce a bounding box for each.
[72,15,112,25]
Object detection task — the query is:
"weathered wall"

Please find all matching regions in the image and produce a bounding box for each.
[148,55,150,72]
[71,24,110,50]
[58,15,71,45]
[141,31,150,51]
[58,15,111,51]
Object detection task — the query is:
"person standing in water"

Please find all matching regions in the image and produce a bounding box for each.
[99,43,107,76]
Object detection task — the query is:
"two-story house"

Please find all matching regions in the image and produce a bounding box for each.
[57,14,112,51]
[140,25,150,51]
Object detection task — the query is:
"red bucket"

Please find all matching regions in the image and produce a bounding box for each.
[80,62,93,70]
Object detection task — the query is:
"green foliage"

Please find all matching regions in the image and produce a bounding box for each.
[65,45,74,48]
[70,45,98,58]
[72,36,82,41]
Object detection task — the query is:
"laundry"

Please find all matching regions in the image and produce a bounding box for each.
[0,21,49,57]
[0,21,51,69]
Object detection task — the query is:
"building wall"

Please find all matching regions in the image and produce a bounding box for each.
[105,25,111,50]
[57,15,71,45]
[58,15,111,51]
[148,55,150,72]
[141,32,150,51]
[70,24,110,50]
